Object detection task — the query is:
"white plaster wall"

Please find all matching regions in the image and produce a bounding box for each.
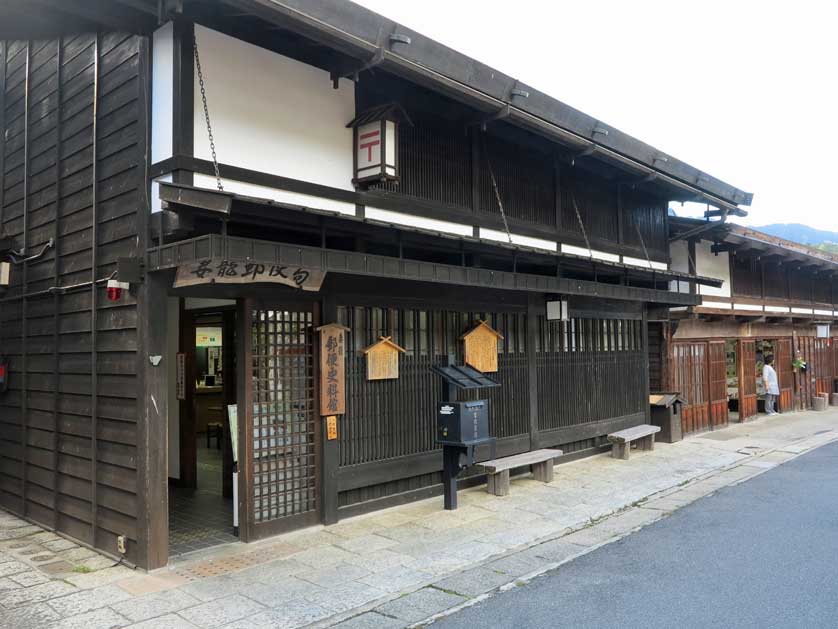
[695,240,731,297]
[193,25,355,192]
[166,298,180,480]
[368,207,473,237]
[151,22,173,165]
[192,174,356,216]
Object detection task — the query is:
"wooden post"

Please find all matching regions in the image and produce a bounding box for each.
[642,307,651,424]
[527,294,540,449]
[236,300,252,542]
[221,309,236,498]
[136,269,171,570]
[321,296,341,525]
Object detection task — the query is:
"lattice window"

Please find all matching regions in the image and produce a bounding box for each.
[250,310,316,522]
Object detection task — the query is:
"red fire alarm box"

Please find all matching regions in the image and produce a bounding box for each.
[0,360,8,394]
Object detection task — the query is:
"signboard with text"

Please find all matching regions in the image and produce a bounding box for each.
[317,323,349,416]
[174,258,325,292]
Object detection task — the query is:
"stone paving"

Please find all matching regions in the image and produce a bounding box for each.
[1,409,837,628]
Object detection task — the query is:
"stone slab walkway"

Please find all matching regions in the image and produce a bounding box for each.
[1,409,837,629]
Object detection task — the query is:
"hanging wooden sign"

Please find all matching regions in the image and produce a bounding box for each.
[317,323,349,416]
[461,320,503,373]
[174,258,325,292]
[361,336,407,380]
[326,415,338,441]
[175,353,186,401]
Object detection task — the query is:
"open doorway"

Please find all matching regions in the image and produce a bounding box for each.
[725,340,739,422]
[168,298,238,557]
[756,339,776,415]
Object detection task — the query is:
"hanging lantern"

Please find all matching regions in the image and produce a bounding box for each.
[107,279,130,302]
[0,360,7,394]
[347,103,412,187]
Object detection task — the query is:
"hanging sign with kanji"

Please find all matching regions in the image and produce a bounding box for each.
[326,415,338,441]
[317,323,349,416]
[173,258,325,291]
[461,320,503,373]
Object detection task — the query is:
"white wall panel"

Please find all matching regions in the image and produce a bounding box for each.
[193,25,355,192]
[695,240,730,297]
[368,207,473,237]
[193,174,356,216]
[151,22,174,164]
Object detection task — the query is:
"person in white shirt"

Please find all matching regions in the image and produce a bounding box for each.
[763,355,780,415]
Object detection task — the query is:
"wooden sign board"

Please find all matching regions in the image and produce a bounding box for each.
[461,320,503,373]
[326,415,338,440]
[361,336,406,380]
[317,323,349,416]
[175,353,186,401]
[174,258,325,292]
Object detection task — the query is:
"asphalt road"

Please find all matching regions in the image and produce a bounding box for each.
[437,440,838,629]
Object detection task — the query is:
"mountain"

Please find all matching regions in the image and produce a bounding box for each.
[754,223,838,246]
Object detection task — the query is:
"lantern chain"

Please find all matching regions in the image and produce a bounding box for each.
[193,33,223,191]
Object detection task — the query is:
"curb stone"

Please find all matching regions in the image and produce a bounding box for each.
[325,431,838,628]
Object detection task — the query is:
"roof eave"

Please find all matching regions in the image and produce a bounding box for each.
[227,0,752,209]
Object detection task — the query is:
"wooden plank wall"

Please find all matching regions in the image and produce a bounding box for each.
[334,298,649,514]
[0,33,145,565]
[358,77,670,262]
[647,321,664,392]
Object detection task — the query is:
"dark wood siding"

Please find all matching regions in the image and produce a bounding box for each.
[731,255,761,297]
[478,134,555,227]
[535,316,646,434]
[333,291,648,514]
[372,117,472,210]
[621,188,668,259]
[357,77,669,261]
[0,33,145,565]
[647,321,664,391]
[561,169,619,244]
[813,273,831,305]
[763,261,787,300]
[789,268,812,302]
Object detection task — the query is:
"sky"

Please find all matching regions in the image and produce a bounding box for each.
[353,0,838,232]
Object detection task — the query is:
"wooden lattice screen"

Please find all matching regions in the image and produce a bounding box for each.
[249,309,318,532]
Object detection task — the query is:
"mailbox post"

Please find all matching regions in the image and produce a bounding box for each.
[432,361,499,510]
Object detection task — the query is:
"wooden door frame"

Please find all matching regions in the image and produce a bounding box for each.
[237,297,322,543]
[176,304,236,490]
[737,339,757,421]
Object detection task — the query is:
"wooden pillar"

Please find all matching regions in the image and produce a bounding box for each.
[136,269,171,570]
[642,307,651,424]
[321,295,340,525]
[221,309,236,498]
[178,303,197,489]
[526,293,540,449]
[236,299,253,542]
[688,239,697,296]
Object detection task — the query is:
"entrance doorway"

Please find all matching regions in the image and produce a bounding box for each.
[168,299,238,557]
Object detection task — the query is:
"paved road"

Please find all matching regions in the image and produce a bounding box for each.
[438,440,838,629]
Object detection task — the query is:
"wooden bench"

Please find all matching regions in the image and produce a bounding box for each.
[607,424,660,460]
[477,449,563,496]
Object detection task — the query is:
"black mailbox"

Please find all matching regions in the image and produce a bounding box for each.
[437,400,489,446]
[431,362,500,511]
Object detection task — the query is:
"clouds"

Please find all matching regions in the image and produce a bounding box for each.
[354,0,838,230]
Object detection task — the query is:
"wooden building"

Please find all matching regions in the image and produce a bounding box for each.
[0,0,751,569]
[652,218,838,434]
